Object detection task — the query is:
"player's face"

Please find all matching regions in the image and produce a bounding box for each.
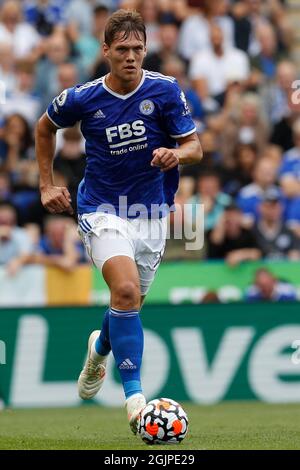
[103,32,146,83]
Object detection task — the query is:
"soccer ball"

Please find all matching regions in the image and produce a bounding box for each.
[137,397,188,445]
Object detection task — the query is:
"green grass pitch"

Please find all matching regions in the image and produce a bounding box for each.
[1,402,300,450]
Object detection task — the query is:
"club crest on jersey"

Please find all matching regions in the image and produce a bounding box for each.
[139,100,154,115]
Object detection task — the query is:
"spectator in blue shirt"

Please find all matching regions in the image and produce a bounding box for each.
[253,186,300,260]
[33,215,87,270]
[0,202,34,276]
[279,118,300,199]
[236,157,281,226]
[24,0,67,36]
[246,268,297,302]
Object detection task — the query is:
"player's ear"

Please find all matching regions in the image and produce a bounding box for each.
[103,42,109,58]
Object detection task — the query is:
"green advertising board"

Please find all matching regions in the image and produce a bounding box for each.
[0,304,300,408]
[92,261,300,304]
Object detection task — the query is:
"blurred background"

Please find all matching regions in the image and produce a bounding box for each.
[1,0,300,410]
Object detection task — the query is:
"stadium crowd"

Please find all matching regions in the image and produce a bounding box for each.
[0,0,300,276]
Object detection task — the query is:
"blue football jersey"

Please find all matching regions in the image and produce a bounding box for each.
[278,148,300,182]
[47,70,197,218]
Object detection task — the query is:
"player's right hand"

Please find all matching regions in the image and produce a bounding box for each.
[40,185,74,215]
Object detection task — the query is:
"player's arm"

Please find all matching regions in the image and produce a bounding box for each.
[151,132,202,172]
[35,113,74,214]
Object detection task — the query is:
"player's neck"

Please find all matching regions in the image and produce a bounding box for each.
[105,71,143,95]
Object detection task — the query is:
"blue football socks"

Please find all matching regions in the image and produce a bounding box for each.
[94,308,111,356]
[109,307,143,399]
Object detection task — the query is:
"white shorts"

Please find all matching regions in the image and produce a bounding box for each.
[78,212,167,296]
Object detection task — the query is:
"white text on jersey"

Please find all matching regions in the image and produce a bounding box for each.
[106,120,147,149]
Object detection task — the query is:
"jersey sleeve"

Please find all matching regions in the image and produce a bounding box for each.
[162,80,197,139]
[46,87,81,128]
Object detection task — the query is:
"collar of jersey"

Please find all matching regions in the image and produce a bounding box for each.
[102,70,145,100]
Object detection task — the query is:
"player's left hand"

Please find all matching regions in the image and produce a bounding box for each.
[151,148,179,172]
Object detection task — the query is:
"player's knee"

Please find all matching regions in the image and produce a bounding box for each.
[113,281,140,310]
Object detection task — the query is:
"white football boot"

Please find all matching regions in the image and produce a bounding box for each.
[78,330,107,400]
[126,393,146,435]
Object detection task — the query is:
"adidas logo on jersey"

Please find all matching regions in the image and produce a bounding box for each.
[93,109,106,119]
[119,359,137,370]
